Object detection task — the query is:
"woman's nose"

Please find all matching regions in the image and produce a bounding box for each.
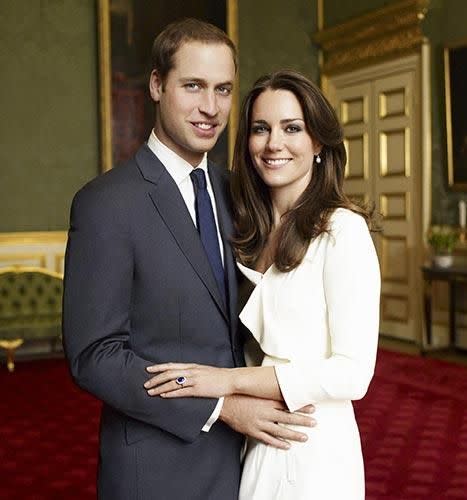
[266,129,284,151]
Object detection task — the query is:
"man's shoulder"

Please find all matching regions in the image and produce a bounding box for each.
[75,156,140,200]
[71,154,144,217]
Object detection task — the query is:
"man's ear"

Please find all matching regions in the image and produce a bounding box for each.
[149,70,163,102]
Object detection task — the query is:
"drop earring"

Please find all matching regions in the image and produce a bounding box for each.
[315,154,322,164]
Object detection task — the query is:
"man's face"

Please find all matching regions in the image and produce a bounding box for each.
[150,41,235,166]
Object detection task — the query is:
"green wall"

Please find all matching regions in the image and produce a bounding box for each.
[1,0,319,233]
[238,0,319,102]
[0,1,99,232]
[323,0,392,28]
[2,0,464,232]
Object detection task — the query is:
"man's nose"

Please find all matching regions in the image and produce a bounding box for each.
[198,90,219,117]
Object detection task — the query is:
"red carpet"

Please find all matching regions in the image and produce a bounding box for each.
[1,349,466,499]
[0,359,100,499]
[354,350,467,499]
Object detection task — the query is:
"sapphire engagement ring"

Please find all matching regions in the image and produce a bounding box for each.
[175,376,187,387]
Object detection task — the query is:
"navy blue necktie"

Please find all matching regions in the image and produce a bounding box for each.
[190,168,227,304]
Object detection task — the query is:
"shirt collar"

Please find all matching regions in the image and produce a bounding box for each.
[147,129,208,186]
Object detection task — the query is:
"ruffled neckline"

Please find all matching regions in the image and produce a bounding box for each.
[236,261,274,285]
[236,261,291,361]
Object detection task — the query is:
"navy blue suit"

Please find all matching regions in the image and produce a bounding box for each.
[63,145,244,499]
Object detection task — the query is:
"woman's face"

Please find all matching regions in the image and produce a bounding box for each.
[248,89,320,199]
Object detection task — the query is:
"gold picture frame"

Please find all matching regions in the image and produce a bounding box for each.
[444,40,467,191]
[97,0,239,172]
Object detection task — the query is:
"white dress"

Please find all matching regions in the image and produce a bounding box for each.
[238,209,381,500]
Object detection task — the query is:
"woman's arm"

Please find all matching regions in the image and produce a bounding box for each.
[274,211,381,411]
[145,212,380,408]
[144,363,284,401]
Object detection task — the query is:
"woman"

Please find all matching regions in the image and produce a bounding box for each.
[145,70,380,499]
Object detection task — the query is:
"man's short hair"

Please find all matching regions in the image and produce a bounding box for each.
[151,18,237,82]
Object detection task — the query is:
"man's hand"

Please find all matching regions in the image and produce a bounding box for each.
[219,395,315,450]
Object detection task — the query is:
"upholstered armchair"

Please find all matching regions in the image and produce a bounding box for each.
[0,267,63,372]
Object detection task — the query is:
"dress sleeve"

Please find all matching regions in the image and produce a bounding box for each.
[274,212,381,411]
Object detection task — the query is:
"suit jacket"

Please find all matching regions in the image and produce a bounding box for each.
[62,145,244,500]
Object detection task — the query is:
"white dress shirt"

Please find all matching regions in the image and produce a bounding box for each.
[147,130,224,431]
[147,131,224,263]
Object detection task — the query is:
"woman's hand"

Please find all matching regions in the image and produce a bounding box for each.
[144,363,236,398]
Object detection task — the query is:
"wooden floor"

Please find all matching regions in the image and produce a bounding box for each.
[379,335,467,366]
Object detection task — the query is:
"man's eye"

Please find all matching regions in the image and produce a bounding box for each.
[217,86,232,96]
[185,83,201,91]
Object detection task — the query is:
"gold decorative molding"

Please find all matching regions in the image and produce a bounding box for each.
[0,339,24,372]
[0,265,64,280]
[317,0,324,76]
[227,0,239,168]
[97,0,112,172]
[314,0,429,75]
[55,254,66,275]
[344,133,368,180]
[381,293,410,323]
[348,193,370,206]
[317,0,324,31]
[341,96,367,125]
[381,235,409,284]
[0,254,47,268]
[379,128,411,178]
[421,41,432,239]
[380,192,410,221]
[0,232,67,274]
[379,87,407,119]
[0,232,67,244]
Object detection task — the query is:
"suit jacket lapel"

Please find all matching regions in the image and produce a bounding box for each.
[208,162,238,337]
[135,145,228,321]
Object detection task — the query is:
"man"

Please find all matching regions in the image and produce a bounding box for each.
[63,18,313,500]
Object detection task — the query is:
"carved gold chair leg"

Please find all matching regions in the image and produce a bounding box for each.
[0,339,24,372]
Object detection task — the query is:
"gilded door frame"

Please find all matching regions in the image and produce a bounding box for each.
[325,54,426,344]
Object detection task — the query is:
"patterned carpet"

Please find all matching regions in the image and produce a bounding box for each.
[354,350,467,499]
[0,349,466,499]
[0,359,100,499]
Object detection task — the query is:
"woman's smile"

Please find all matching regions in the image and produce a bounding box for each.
[249,89,320,203]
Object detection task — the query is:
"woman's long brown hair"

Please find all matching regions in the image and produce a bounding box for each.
[231,70,373,272]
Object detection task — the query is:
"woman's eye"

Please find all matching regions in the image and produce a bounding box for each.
[251,126,268,134]
[286,125,301,133]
